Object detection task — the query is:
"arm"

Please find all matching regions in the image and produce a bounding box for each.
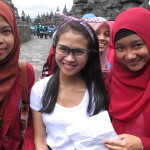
[32,109,49,150]
[104,134,143,150]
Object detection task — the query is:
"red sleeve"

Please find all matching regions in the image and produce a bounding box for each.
[22,62,35,150]
[47,45,56,75]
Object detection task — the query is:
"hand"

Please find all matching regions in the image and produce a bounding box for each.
[104,134,143,150]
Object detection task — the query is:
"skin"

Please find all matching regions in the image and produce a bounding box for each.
[115,34,150,71]
[55,30,89,107]
[104,33,149,150]
[104,134,143,150]
[32,110,49,150]
[55,30,89,78]
[95,23,110,53]
[32,30,90,150]
[0,15,14,61]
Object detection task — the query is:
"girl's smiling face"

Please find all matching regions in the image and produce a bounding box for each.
[115,34,150,71]
[0,15,14,61]
[96,23,110,53]
[55,30,89,78]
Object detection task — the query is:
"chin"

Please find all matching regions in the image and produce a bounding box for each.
[99,48,106,53]
[127,66,144,72]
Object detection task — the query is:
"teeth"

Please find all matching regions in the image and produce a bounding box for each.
[99,44,105,46]
[64,64,75,68]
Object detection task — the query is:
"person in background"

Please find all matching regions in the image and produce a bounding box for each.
[21,10,25,22]
[43,25,48,39]
[104,7,150,150]
[30,24,35,35]
[0,1,35,149]
[36,23,41,38]
[89,17,114,77]
[30,18,109,149]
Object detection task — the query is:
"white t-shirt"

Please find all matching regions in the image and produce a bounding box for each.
[30,76,92,150]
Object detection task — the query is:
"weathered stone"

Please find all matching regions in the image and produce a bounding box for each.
[6,0,150,35]
[70,0,150,20]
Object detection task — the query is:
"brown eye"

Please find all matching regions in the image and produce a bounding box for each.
[115,46,124,52]
[134,43,144,48]
[3,29,12,34]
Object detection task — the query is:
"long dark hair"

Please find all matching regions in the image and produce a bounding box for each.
[40,21,109,115]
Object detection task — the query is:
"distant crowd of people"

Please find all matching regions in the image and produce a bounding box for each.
[30,23,56,39]
[0,0,150,150]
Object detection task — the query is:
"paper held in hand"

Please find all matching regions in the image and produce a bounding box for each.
[66,111,120,150]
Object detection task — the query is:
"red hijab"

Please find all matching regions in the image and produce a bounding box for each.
[109,7,150,121]
[47,45,55,75]
[0,1,20,119]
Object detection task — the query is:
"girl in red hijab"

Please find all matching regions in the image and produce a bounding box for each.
[104,7,150,150]
[0,1,35,149]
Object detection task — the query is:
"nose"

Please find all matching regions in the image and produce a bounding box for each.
[0,35,4,44]
[64,51,76,61]
[125,49,136,60]
[97,33,105,40]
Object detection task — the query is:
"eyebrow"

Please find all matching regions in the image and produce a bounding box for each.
[115,39,144,45]
[57,44,88,50]
[2,26,12,29]
[132,39,144,43]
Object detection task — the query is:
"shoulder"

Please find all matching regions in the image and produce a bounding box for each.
[26,62,34,75]
[32,76,51,93]
[19,59,34,74]
[30,76,51,110]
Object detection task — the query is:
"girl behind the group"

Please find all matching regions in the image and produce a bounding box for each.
[89,17,114,77]
[30,20,109,150]
[104,7,150,150]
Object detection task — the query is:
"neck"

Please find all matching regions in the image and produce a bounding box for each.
[59,73,86,89]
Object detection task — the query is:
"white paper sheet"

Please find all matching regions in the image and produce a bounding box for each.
[66,111,120,150]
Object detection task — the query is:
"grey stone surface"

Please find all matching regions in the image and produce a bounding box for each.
[19,36,53,81]
[71,0,150,20]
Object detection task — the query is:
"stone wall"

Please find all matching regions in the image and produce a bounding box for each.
[18,25,31,43]
[70,0,150,20]
[35,0,150,27]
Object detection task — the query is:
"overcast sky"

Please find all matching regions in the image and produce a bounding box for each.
[12,0,73,18]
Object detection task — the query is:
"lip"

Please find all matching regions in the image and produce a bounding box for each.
[63,63,77,70]
[99,46,105,49]
[126,59,140,66]
[99,43,106,48]
[0,48,6,54]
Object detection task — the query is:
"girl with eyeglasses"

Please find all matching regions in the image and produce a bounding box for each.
[30,20,109,150]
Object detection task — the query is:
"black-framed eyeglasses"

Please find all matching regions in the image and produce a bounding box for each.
[55,44,91,59]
